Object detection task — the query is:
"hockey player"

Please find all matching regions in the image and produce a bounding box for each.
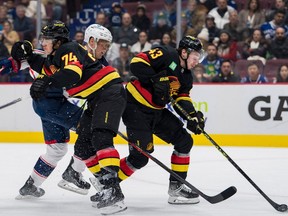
[116,36,206,204]
[9,35,91,198]
[58,23,113,193]
[27,20,126,214]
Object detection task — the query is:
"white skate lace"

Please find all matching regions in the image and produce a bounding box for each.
[100,188,113,201]
[180,184,192,193]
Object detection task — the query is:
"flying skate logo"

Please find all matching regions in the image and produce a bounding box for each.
[248,96,288,121]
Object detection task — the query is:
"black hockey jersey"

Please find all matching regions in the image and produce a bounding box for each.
[29,41,122,99]
[127,45,196,115]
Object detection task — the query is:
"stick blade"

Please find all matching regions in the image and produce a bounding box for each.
[208,186,237,204]
[276,204,288,212]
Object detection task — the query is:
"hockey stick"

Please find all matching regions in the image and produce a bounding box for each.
[170,97,288,212]
[0,97,23,110]
[117,131,237,204]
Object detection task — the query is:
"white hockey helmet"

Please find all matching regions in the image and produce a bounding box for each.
[84,24,113,43]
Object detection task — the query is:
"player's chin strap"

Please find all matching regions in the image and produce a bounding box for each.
[87,43,97,58]
[170,96,288,212]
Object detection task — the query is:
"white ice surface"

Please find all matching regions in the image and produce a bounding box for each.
[0,143,287,216]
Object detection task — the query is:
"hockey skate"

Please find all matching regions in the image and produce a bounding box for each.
[58,158,91,195]
[168,181,200,204]
[15,176,45,200]
[91,180,127,215]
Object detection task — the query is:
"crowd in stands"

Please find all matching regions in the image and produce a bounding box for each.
[0,0,288,83]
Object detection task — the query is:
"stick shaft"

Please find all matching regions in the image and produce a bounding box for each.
[0,98,22,110]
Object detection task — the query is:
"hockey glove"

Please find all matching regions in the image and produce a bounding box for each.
[187,111,205,135]
[30,75,52,100]
[150,71,170,107]
[168,76,181,96]
[0,57,20,75]
[11,40,33,61]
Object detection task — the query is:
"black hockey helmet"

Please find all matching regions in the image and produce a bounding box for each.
[41,20,70,41]
[178,36,203,54]
[178,36,206,64]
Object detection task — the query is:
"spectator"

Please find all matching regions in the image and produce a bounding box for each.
[208,0,236,29]
[0,40,9,59]
[111,42,132,82]
[108,2,125,34]
[273,64,288,83]
[152,0,176,28]
[199,0,237,11]
[0,5,9,28]
[216,30,239,62]
[0,20,19,54]
[13,4,35,41]
[50,0,66,21]
[184,0,207,35]
[5,0,17,21]
[131,4,151,33]
[148,11,173,46]
[260,8,288,42]
[95,11,111,32]
[22,0,47,20]
[197,15,221,48]
[241,62,268,83]
[96,11,107,26]
[265,0,288,24]
[0,41,10,82]
[241,28,268,64]
[170,12,196,43]
[192,64,210,83]
[201,43,223,81]
[130,30,152,56]
[212,59,240,82]
[73,30,85,45]
[223,10,242,41]
[267,26,288,59]
[113,12,139,46]
[160,32,176,48]
[238,0,265,41]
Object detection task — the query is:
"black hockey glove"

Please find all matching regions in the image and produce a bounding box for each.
[187,111,205,135]
[30,75,52,100]
[150,71,170,107]
[11,40,33,61]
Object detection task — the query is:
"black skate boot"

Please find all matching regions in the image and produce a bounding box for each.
[58,157,91,195]
[168,181,200,204]
[91,175,127,215]
[16,176,45,200]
